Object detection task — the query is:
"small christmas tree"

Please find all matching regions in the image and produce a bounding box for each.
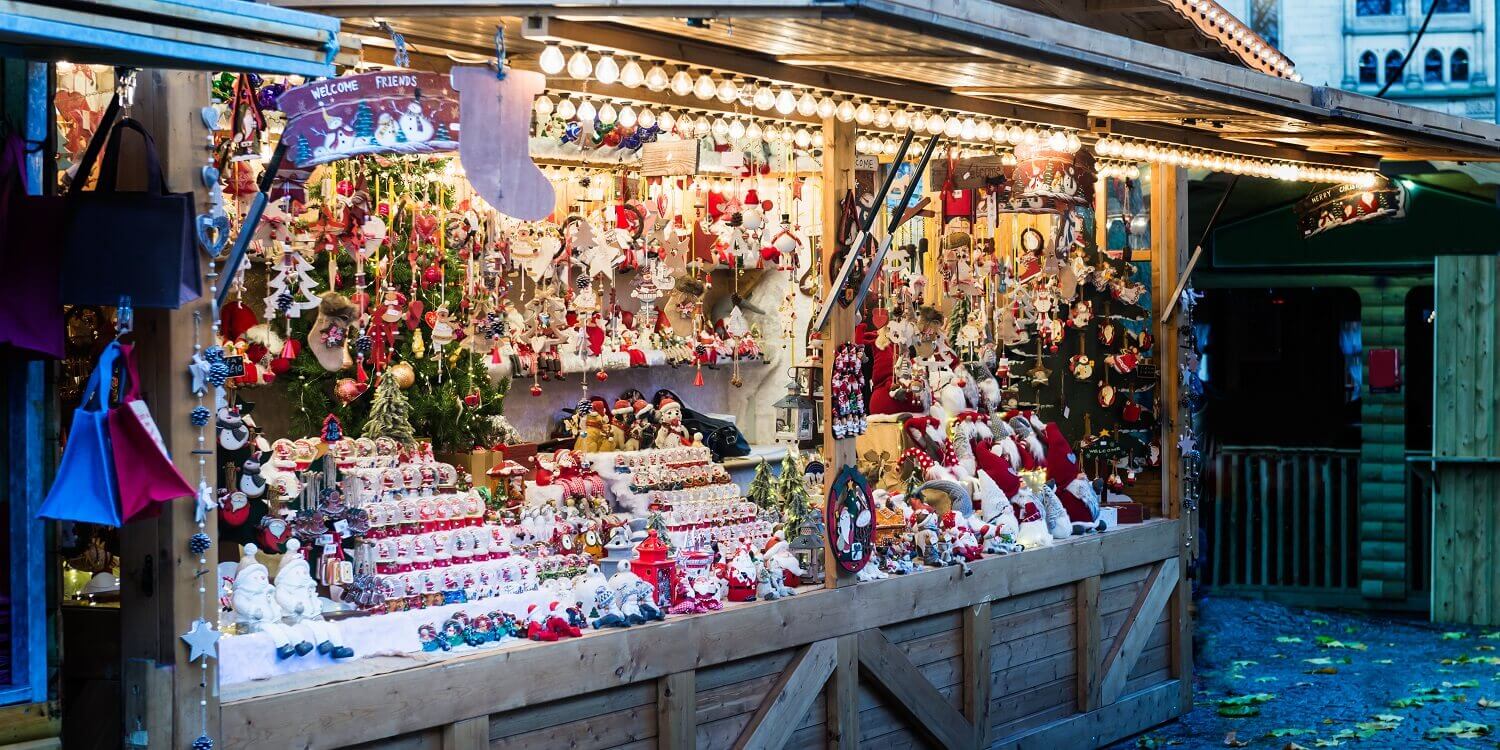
[776,450,810,533]
[434,122,452,142]
[363,372,417,447]
[295,134,313,165]
[947,296,969,350]
[262,250,321,321]
[352,102,375,140]
[746,459,776,510]
[645,511,674,554]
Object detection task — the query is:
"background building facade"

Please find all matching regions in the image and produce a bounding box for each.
[1218,0,1495,120]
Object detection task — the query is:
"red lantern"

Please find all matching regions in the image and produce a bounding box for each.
[631,530,677,611]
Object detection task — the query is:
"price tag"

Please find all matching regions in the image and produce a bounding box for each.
[333,519,350,536]
[316,533,334,547]
[221,355,246,377]
[322,542,339,556]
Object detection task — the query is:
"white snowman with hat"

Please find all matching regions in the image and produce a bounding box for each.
[274,539,354,659]
[230,543,302,660]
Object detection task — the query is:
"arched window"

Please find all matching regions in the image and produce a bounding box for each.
[1359,51,1379,84]
[1424,49,1444,83]
[1451,48,1470,82]
[1385,50,1405,85]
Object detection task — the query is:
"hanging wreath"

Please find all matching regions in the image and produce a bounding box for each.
[825,465,875,573]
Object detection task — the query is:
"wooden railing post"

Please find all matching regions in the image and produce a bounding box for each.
[827,634,860,749]
[964,602,993,745]
[658,670,696,750]
[1075,577,1101,712]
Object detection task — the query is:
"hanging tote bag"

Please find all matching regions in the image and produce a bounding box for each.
[60,94,199,309]
[110,343,194,522]
[38,341,124,526]
[0,133,65,358]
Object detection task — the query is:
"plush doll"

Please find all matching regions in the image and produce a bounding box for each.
[653,398,693,449]
[1041,423,1104,531]
[757,540,802,600]
[308,292,359,371]
[723,546,760,603]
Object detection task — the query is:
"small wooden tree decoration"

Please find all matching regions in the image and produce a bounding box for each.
[362,373,416,447]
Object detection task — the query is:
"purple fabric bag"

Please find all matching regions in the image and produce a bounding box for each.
[0,133,64,358]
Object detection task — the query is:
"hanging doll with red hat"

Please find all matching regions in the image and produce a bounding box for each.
[1041,423,1105,533]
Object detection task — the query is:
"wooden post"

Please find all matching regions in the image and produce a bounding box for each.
[962,602,993,745]
[657,670,696,750]
[1075,575,1102,712]
[441,717,489,750]
[821,116,858,589]
[118,69,219,750]
[826,633,859,750]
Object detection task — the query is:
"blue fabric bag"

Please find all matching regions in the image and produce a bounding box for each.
[38,341,123,526]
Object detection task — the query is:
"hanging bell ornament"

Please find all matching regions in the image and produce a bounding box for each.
[730,373,743,388]
[530,383,544,397]
[595,369,609,382]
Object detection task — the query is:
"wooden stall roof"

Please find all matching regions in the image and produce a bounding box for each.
[0,0,344,77]
[273,0,1500,165]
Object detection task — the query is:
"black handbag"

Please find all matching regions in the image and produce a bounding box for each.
[650,389,751,460]
[61,94,200,309]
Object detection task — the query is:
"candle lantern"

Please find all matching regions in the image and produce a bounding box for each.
[631,529,677,611]
[774,378,818,445]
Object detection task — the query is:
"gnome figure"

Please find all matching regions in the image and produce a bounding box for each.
[231,544,303,659]
[274,539,354,658]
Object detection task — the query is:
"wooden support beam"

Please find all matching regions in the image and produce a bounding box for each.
[963,602,993,746]
[826,634,860,750]
[658,670,697,750]
[118,68,218,750]
[779,53,998,65]
[1099,558,1181,704]
[441,717,489,750]
[822,115,859,590]
[734,640,838,750]
[1075,576,1102,712]
[954,85,1131,97]
[857,628,976,750]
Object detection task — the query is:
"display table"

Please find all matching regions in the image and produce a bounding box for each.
[221,519,1187,749]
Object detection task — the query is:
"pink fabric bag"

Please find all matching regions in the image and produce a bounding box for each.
[110,343,194,522]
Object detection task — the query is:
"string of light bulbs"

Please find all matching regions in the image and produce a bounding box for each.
[1093,136,1378,186]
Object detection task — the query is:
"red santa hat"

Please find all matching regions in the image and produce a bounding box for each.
[633,399,653,418]
[612,399,632,416]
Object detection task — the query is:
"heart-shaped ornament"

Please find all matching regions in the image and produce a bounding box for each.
[196,213,231,258]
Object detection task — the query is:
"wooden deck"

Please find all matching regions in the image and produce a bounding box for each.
[220,519,1186,749]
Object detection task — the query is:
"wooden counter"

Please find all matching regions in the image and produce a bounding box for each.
[221,519,1188,749]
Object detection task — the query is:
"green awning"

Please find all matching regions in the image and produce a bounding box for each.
[1212,180,1500,269]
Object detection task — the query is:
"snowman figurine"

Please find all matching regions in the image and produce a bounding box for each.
[273,539,354,659]
[230,544,303,659]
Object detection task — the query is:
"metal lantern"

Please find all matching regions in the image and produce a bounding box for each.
[773,378,818,444]
[788,513,826,585]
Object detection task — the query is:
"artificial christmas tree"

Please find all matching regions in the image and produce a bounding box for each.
[363,372,417,448]
[776,450,810,533]
[746,459,776,510]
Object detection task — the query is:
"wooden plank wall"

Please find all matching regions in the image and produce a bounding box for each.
[1432,255,1500,625]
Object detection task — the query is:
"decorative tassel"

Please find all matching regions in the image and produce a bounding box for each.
[491,347,501,364]
[355,359,367,383]
[694,366,704,387]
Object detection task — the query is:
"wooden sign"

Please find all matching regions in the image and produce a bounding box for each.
[1295,178,1405,238]
[278,71,460,168]
[640,139,700,176]
[826,466,875,573]
[1001,143,1095,214]
[929,155,1006,190]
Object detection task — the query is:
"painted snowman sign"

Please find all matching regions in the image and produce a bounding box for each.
[277,71,460,167]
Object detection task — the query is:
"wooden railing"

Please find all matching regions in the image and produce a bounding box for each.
[1205,446,1363,605]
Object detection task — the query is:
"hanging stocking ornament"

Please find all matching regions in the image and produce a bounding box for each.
[308,292,359,372]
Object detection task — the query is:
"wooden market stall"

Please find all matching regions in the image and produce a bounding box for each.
[88,1,1490,749]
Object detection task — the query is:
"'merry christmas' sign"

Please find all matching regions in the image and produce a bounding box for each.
[278,71,459,168]
[1294,178,1406,238]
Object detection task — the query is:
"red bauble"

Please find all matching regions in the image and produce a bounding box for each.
[463,392,481,408]
[761,200,773,211]
[422,265,443,287]
[530,384,543,397]
[595,370,609,382]
[336,180,355,197]
[270,357,293,376]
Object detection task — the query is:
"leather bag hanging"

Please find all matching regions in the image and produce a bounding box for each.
[61,94,200,309]
[0,133,65,357]
[111,343,194,522]
[38,341,124,526]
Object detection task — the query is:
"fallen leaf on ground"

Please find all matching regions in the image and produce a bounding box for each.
[1305,667,1338,675]
[1441,631,1468,640]
[1480,631,1500,640]
[1312,618,1330,626]
[1373,659,1394,664]
[1478,697,1499,708]
[1223,731,1249,747]
[1266,728,1313,738]
[1371,714,1404,723]
[1276,636,1303,644]
[1423,720,1491,740]
[1443,679,1480,689]
[1310,740,1342,748]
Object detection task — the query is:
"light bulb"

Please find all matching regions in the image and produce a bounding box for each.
[646,63,670,91]
[776,89,797,116]
[598,102,617,125]
[534,95,555,115]
[716,77,739,103]
[835,98,856,122]
[780,127,795,143]
[694,72,717,100]
[638,108,655,128]
[576,98,596,122]
[1006,125,1024,145]
[1048,130,1068,152]
[1095,138,1114,157]
[619,106,637,128]
[1001,152,1017,166]
[976,121,993,141]
[657,110,675,132]
[595,53,620,85]
[883,139,897,156]
[1022,128,1039,146]
[959,118,976,140]
[764,124,780,141]
[566,48,593,79]
[944,117,961,138]
[555,98,577,120]
[619,58,645,88]
[794,128,811,149]
[694,117,711,137]
[874,107,891,128]
[893,110,910,129]
[855,101,874,125]
[745,121,762,140]
[539,43,566,75]
[813,131,825,149]
[753,83,775,110]
[797,92,818,117]
[728,119,746,140]
[816,96,836,119]
[711,117,729,139]
[910,112,926,132]
[670,68,693,97]
[1065,132,1081,153]
[926,114,945,136]
[858,137,872,154]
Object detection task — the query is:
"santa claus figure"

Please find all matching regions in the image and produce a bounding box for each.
[653,398,694,449]
[722,545,759,603]
[1041,423,1105,532]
